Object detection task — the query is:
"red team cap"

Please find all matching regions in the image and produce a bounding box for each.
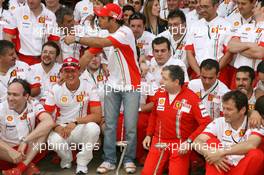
[94,3,123,20]
[62,57,80,70]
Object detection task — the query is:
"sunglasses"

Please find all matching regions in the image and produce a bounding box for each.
[62,62,80,68]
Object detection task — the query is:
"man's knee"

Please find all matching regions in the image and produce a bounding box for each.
[83,122,100,137]
[47,132,65,147]
[246,149,264,162]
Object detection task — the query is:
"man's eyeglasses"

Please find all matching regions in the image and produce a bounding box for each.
[42,50,57,55]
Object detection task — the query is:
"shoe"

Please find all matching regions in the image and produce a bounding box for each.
[124,162,136,174]
[60,160,72,169]
[24,163,40,175]
[2,168,22,175]
[76,165,88,174]
[96,162,116,174]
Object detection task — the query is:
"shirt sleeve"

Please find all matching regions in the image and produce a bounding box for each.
[202,119,219,138]
[44,88,56,113]
[88,85,101,107]
[33,100,46,119]
[73,3,81,22]
[26,66,41,88]
[47,13,60,41]
[188,99,212,141]
[251,128,264,138]
[3,10,17,35]
[146,92,159,136]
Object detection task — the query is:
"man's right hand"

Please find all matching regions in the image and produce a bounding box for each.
[143,136,152,150]
[54,125,66,138]
[7,149,23,164]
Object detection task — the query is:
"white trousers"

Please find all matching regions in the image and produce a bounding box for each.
[47,122,100,166]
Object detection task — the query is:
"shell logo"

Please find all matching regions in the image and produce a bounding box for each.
[234,21,239,27]
[60,96,68,103]
[225,130,232,136]
[11,6,15,10]
[34,76,41,81]
[158,98,165,105]
[7,116,13,122]
[23,15,29,20]
[83,7,88,11]
[245,27,251,31]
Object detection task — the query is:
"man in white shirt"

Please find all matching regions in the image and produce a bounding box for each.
[8,0,26,15]
[226,0,256,33]
[0,79,54,175]
[193,90,264,175]
[185,0,233,86]
[45,58,102,174]
[217,0,237,18]
[149,37,189,87]
[4,0,60,65]
[188,59,230,119]
[0,40,40,103]
[129,12,155,60]
[30,41,61,103]
[74,0,94,24]
[256,61,264,98]
[158,9,188,67]
[64,4,141,173]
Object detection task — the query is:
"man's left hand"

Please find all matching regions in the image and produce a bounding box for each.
[205,149,225,164]
[64,35,75,45]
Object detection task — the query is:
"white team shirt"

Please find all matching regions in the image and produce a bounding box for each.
[226,11,255,34]
[30,63,61,101]
[73,0,94,24]
[185,16,232,65]
[203,117,264,166]
[4,4,60,56]
[0,9,11,40]
[0,99,45,146]
[0,61,40,103]
[90,25,141,91]
[60,34,82,60]
[231,22,264,70]
[137,31,155,57]
[186,10,200,24]
[217,0,237,18]
[45,79,100,124]
[158,30,188,67]
[8,0,26,15]
[149,56,189,85]
[188,79,230,119]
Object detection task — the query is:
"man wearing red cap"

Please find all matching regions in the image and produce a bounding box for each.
[64,3,141,174]
[44,57,102,174]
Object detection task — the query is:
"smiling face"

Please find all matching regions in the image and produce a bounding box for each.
[236,72,253,95]
[62,68,80,87]
[41,45,57,66]
[222,99,246,125]
[7,82,28,112]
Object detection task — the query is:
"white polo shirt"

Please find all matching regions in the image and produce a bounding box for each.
[231,22,264,70]
[203,117,264,166]
[226,11,255,34]
[89,25,141,91]
[44,79,101,124]
[73,0,94,24]
[60,34,82,60]
[186,10,200,24]
[30,63,61,101]
[0,61,40,103]
[137,31,155,58]
[8,0,26,15]
[217,0,237,18]
[185,17,232,65]
[4,4,60,56]
[0,99,45,147]
[188,79,230,119]
[158,30,188,67]
[0,8,11,40]
[149,56,189,85]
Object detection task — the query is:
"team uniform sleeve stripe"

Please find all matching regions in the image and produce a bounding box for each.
[89,101,101,107]
[259,41,264,47]
[30,83,41,88]
[88,48,103,54]
[184,44,194,51]
[44,105,56,113]
[202,132,216,138]
[48,35,60,41]
[3,28,17,35]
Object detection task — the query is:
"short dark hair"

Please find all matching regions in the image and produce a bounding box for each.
[162,65,185,85]
[55,6,73,26]
[129,12,146,25]
[42,41,61,57]
[255,95,264,117]
[257,61,264,73]
[123,4,135,13]
[222,90,248,114]
[9,78,31,96]
[200,59,220,74]
[152,37,171,51]
[237,66,255,82]
[167,9,186,24]
[0,40,15,56]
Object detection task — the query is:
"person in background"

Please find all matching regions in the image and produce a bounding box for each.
[123,4,135,26]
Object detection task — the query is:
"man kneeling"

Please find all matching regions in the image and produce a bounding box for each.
[0,79,54,175]
[193,90,264,175]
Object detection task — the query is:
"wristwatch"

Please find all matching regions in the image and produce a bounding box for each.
[75,36,81,43]
[187,138,193,145]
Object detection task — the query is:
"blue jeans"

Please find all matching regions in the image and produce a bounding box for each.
[103,86,140,164]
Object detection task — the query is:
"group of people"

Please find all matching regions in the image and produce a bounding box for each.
[0,0,264,175]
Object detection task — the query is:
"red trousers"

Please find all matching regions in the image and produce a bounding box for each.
[141,136,191,175]
[206,138,264,175]
[0,146,47,170]
[18,53,41,65]
[116,112,151,163]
